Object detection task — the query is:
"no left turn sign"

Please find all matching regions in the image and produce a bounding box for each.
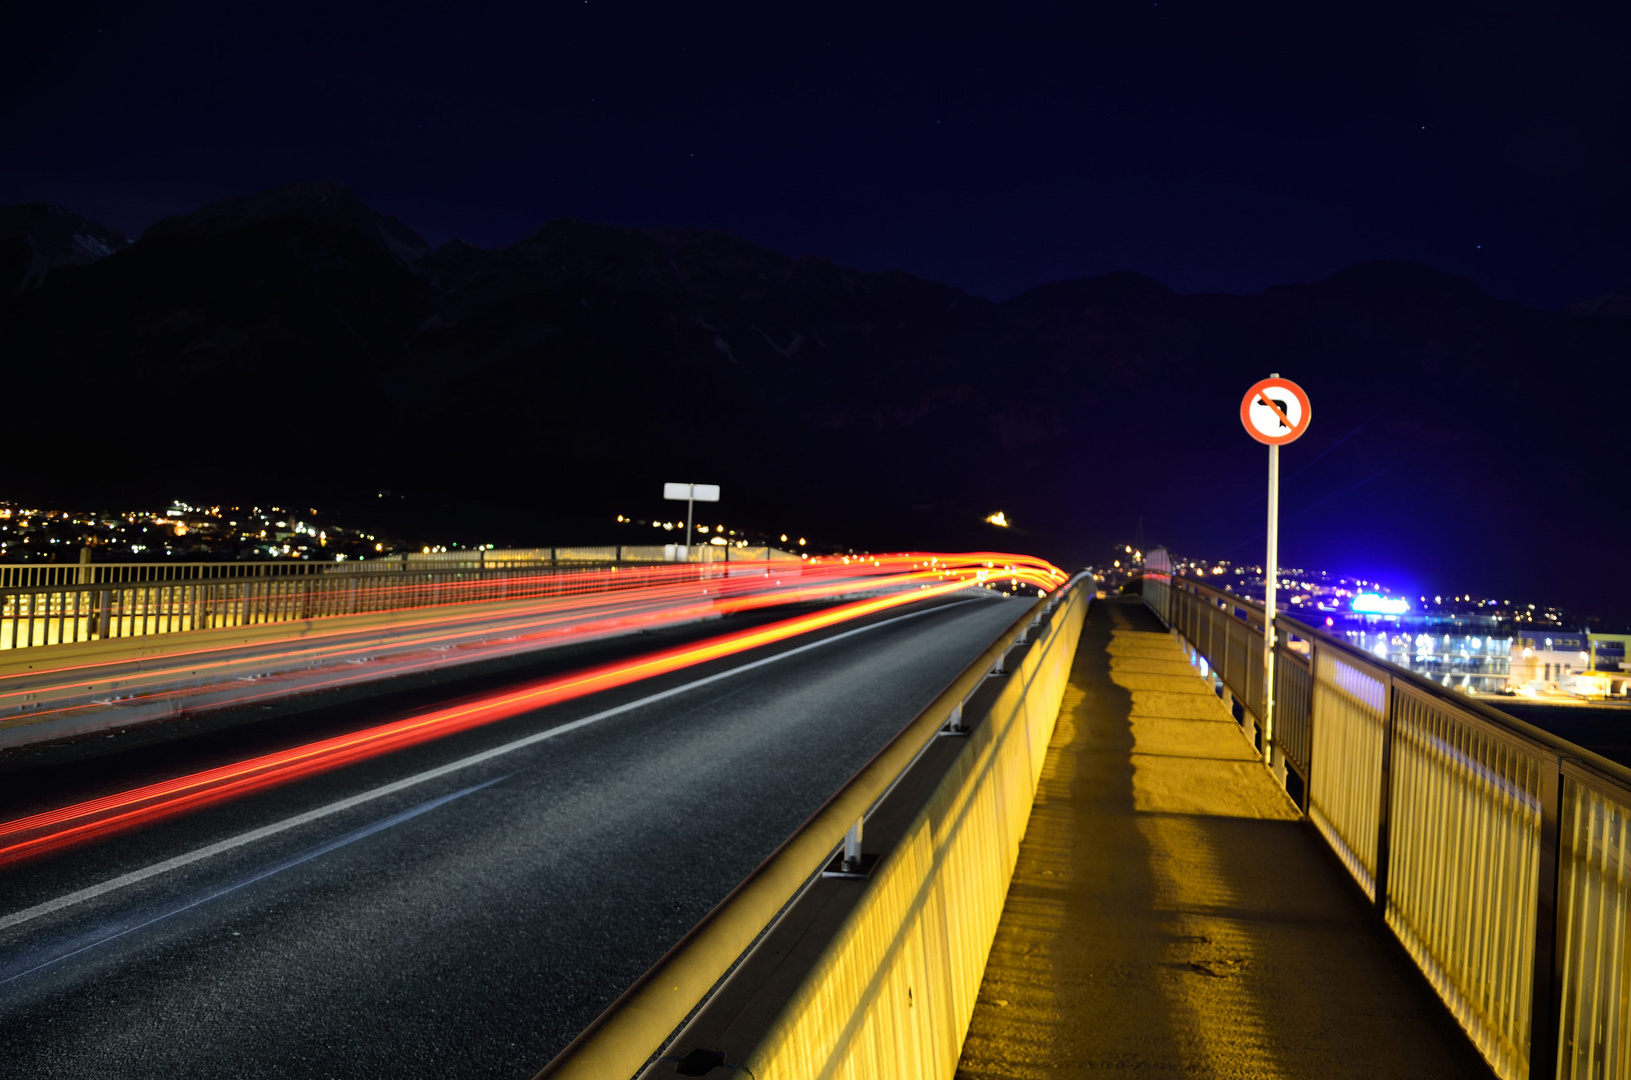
[1240,377,1311,446]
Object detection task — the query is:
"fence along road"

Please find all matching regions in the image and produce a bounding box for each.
[0,547,795,652]
[1141,554,1631,1080]
[0,555,1052,752]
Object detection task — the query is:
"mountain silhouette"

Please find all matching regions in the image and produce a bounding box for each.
[0,203,130,296]
[1,180,1627,617]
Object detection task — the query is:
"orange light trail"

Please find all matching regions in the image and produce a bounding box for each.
[0,552,1063,867]
[0,553,1062,716]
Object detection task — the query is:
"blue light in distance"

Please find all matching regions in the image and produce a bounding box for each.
[1352,593,1410,615]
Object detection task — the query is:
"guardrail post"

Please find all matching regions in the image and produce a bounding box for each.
[1528,754,1564,1080]
[841,818,864,874]
[1372,673,1397,916]
[96,588,112,639]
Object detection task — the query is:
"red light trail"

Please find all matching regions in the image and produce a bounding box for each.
[0,553,1063,867]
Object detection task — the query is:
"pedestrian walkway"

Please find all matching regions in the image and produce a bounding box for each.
[956,597,1493,1078]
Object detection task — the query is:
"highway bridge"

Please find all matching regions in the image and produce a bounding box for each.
[0,551,1625,1080]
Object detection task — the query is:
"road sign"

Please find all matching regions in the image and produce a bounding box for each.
[663,483,720,503]
[1239,377,1311,446]
[662,483,720,562]
[1238,374,1310,774]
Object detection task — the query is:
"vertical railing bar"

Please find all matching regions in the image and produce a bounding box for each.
[1454,721,1479,1023]
[1476,740,1501,1034]
[1608,803,1629,1077]
[1373,671,1397,916]
[1487,743,1514,1041]
[1529,752,1565,1080]
[1593,788,1614,1079]
[1584,792,1611,1079]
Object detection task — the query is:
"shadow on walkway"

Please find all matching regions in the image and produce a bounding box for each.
[956,597,1491,1078]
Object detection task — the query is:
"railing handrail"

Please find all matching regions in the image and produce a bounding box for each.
[1154,570,1631,808]
[0,561,635,600]
[0,544,794,587]
[534,571,1092,1080]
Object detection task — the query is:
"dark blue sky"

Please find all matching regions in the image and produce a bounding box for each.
[4,1,1628,307]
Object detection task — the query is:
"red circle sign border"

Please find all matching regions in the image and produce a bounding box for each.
[1239,378,1312,446]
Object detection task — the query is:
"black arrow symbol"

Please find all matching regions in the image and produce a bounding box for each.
[1256,394,1294,430]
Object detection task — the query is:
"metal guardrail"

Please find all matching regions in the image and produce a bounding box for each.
[0,562,713,652]
[1141,567,1631,1080]
[0,544,797,590]
[536,573,1092,1080]
[0,546,799,652]
[0,560,337,589]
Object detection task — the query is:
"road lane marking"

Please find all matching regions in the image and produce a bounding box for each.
[0,597,992,932]
[0,775,508,986]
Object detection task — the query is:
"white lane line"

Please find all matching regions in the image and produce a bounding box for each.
[0,775,509,986]
[0,596,994,932]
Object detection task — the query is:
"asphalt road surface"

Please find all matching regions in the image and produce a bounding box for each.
[0,591,1026,1079]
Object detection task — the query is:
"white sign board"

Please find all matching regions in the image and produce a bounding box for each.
[664,483,720,502]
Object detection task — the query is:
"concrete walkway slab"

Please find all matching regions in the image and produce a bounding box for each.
[955,597,1491,1079]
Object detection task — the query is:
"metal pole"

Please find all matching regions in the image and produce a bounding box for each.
[685,489,695,563]
[1263,439,1279,767]
[842,817,864,873]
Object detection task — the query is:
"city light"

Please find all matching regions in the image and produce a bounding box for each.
[985,511,1010,527]
[1352,593,1410,614]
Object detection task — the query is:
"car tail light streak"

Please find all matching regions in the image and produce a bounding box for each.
[0,552,1063,866]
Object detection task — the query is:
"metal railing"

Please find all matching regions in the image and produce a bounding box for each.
[0,561,715,652]
[1141,566,1631,1080]
[0,559,337,589]
[0,543,798,591]
[0,545,800,652]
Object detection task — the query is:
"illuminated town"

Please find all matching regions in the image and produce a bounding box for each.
[1096,545,1631,702]
[0,501,405,562]
[0,500,820,564]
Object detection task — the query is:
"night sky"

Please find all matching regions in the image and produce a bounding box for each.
[5,1,1628,310]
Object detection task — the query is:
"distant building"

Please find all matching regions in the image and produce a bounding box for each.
[1510,629,1590,689]
[1589,633,1631,672]
[1333,610,1512,694]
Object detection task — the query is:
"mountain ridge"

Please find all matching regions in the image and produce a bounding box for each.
[1,180,1627,617]
[0,203,130,295]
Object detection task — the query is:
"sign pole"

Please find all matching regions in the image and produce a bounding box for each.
[1263,438,1279,768]
[1240,372,1309,773]
[685,489,695,562]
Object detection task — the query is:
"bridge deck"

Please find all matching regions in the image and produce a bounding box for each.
[956,597,1492,1078]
